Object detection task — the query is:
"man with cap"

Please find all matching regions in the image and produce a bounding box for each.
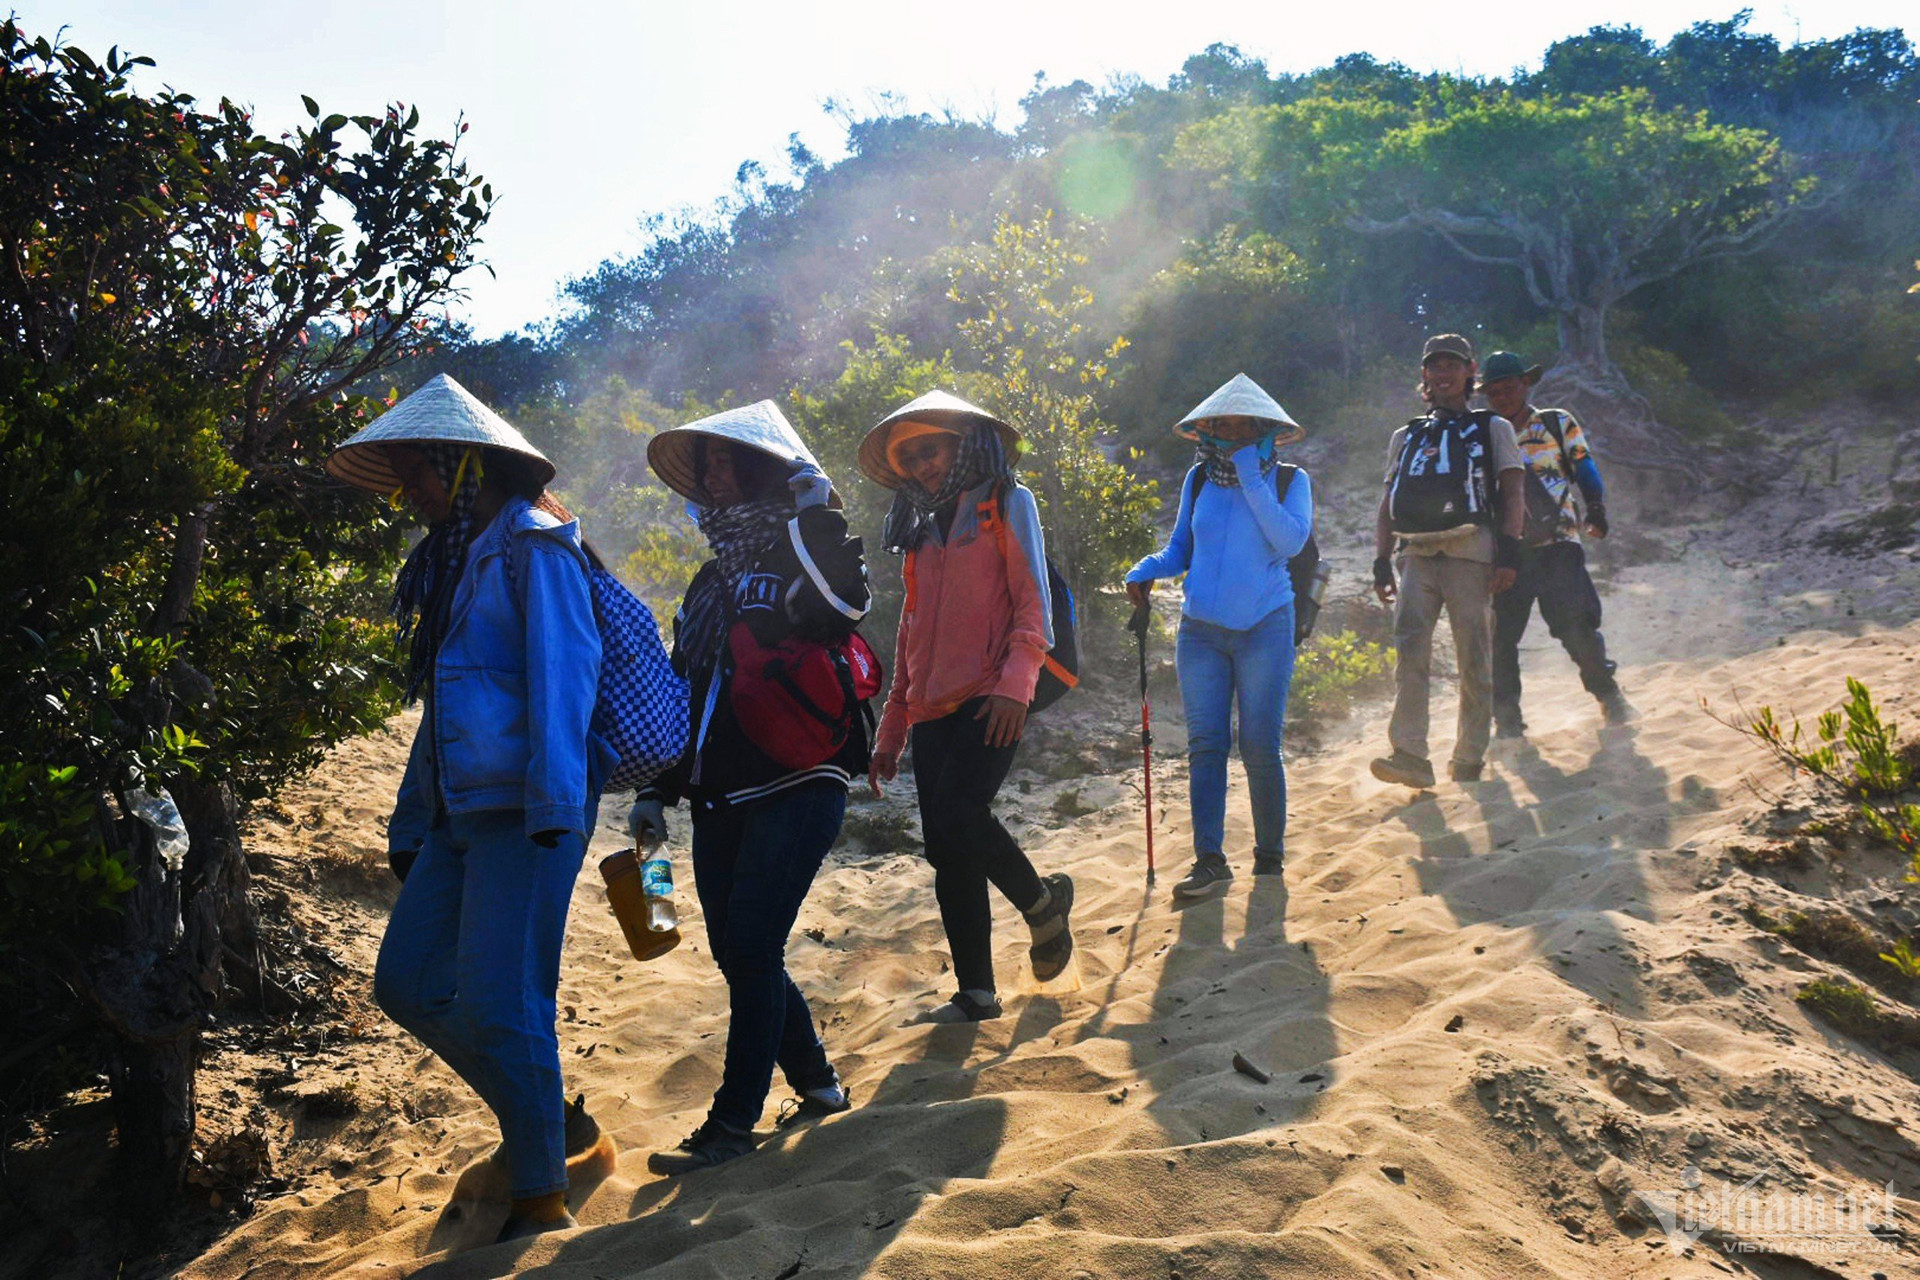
[1370,335,1526,788]
[1478,351,1630,733]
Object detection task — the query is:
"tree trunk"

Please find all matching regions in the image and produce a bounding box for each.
[87,502,265,1214]
[1554,302,1614,376]
[87,809,221,1218]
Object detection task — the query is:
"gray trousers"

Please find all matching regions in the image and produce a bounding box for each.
[1389,552,1494,766]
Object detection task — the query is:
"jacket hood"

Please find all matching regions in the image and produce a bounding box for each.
[327,373,556,493]
[648,400,837,507]
[1175,373,1306,445]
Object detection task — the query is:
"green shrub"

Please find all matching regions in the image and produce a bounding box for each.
[1290,631,1394,729]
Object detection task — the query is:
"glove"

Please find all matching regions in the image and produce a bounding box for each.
[1372,556,1395,592]
[629,798,669,850]
[1585,501,1609,538]
[1256,431,1277,463]
[787,460,832,510]
[1495,534,1523,572]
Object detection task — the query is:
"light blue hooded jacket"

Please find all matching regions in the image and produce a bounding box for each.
[389,497,612,853]
[1125,444,1314,631]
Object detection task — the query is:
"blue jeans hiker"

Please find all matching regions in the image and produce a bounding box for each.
[1175,602,1295,896]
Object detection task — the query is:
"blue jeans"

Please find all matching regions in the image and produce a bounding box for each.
[691,781,845,1132]
[374,808,586,1198]
[1176,604,1295,863]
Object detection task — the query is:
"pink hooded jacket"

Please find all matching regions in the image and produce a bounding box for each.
[874,480,1053,756]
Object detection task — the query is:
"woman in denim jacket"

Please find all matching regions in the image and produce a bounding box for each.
[1124,375,1313,901]
[328,375,612,1242]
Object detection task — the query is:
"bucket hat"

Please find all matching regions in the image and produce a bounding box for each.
[1480,350,1544,385]
[327,373,555,494]
[1174,373,1305,445]
[857,390,1023,490]
[648,399,839,508]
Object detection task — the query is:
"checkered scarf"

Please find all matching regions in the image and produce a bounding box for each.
[881,421,1011,553]
[676,496,795,679]
[1195,432,1281,489]
[392,444,485,704]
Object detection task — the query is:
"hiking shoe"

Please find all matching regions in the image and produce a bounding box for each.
[1369,751,1435,789]
[1251,850,1284,877]
[647,1119,756,1176]
[495,1207,576,1243]
[914,989,1002,1023]
[1599,691,1636,725]
[1449,758,1484,783]
[775,1083,852,1130]
[456,1093,617,1204]
[1025,872,1075,981]
[1173,858,1233,900]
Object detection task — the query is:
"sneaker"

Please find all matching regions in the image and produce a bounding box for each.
[1369,751,1435,789]
[1251,850,1284,877]
[1599,691,1636,725]
[775,1083,851,1129]
[1173,858,1233,900]
[913,989,1002,1024]
[1449,758,1483,782]
[646,1118,756,1176]
[1025,872,1075,981]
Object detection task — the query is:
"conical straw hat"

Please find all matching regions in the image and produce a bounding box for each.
[1174,373,1306,445]
[327,373,555,493]
[648,399,839,508]
[856,389,1023,489]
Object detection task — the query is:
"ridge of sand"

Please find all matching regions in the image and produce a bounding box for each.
[159,596,1920,1277]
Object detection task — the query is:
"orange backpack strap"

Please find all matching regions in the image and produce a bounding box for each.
[984,480,1010,565]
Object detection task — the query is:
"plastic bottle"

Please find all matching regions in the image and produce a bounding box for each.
[599,848,681,961]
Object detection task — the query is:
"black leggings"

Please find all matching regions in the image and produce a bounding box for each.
[911,698,1045,994]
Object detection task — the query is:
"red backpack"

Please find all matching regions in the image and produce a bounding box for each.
[727,622,883,770]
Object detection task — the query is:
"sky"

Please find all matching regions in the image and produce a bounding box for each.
[17,0,1912,338]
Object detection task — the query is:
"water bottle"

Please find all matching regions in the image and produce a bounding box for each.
[599,848,681,961]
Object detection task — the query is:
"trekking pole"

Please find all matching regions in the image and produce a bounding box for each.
[1128,599,1155,886]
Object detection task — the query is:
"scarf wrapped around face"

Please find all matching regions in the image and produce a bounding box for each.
[1195,428,1281,489]
[391,444,485,704]
[881,420,1012,553]
[676,494,796,679]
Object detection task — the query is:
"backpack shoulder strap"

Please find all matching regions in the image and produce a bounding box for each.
[1537,408,1570,465]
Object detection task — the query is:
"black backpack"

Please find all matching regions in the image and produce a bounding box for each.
[1387,410,1497,535]
[1183,463,1326,644]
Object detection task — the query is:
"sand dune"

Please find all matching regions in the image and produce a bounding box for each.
[157,501,1920,1279]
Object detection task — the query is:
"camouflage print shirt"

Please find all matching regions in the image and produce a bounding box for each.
[1514,406,1593,544]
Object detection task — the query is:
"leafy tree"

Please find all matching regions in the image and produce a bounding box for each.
[1335,89,1809,449]
[0,22,489,1205]
[932,213,1157,630]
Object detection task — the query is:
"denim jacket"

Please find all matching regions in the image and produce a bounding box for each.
[388,498,610,854]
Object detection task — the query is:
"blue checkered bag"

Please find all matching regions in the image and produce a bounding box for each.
[589,566,689,791]
[499,506,688,791]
